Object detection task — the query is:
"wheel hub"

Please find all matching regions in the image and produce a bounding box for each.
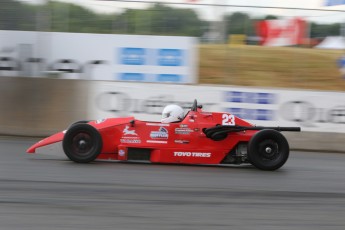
[259,140,278,159]
[72,132,92,155]
[79,140,87,150]
[265,147,272,154]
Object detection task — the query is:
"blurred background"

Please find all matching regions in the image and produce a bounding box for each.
[1,0,345,89]
[0,0,345,151]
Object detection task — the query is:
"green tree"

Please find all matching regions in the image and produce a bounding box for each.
[310,22,341,38]
[0,0,36,30]
[112,3,204,36]
[1,0,344,39]
[224,12,251,35]
[264,15,279,20]
[49,1,113,33]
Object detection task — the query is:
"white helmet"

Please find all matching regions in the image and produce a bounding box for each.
[161,104,184,123]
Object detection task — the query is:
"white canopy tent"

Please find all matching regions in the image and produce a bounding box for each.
[314,36,345,49]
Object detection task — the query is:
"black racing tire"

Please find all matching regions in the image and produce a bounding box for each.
[247,129,289,171]
[63,124,102,163]
[67,120,90,129]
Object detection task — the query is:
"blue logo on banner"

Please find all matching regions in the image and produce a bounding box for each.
[338,55,345,79]
[119,48,146,65]
[158,49,184,66]
[324,0,345,6]
[118,73,145,81]
[224,91,276,104]
[156,74,182,82]
[226,108,274,121]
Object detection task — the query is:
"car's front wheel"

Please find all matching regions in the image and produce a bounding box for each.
[247,129,289,170]
[67,120,91,129]
[63,124,102,163]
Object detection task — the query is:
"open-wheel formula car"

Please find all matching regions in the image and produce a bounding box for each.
[27,100,301,170]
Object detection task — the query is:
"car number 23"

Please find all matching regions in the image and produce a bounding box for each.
[222,114,235,126]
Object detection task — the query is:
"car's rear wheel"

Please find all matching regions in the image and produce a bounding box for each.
[63,124,102,163]
[247,129,289,170]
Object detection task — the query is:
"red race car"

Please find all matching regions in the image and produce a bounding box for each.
[27,100,300,170]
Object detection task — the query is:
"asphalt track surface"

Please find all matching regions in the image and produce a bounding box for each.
[1,138,345,230]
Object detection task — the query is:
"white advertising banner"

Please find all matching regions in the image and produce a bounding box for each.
[88,82,345,133]
[0,30,198,83]
[88,82,220,122]
[220,87,345,133]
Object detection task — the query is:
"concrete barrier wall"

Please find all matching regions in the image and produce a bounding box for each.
[0,77,90,136]
[0,77,344,152]
[284,132,344,153]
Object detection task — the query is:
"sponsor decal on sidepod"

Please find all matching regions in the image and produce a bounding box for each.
[150,127,168,139]
[174,152,211,158]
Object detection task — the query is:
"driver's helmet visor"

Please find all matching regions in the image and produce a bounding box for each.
[162,112,171,119]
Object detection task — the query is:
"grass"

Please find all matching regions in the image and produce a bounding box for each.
[198,45,345,91]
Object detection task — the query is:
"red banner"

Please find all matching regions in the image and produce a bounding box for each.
[257,18,306,46]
